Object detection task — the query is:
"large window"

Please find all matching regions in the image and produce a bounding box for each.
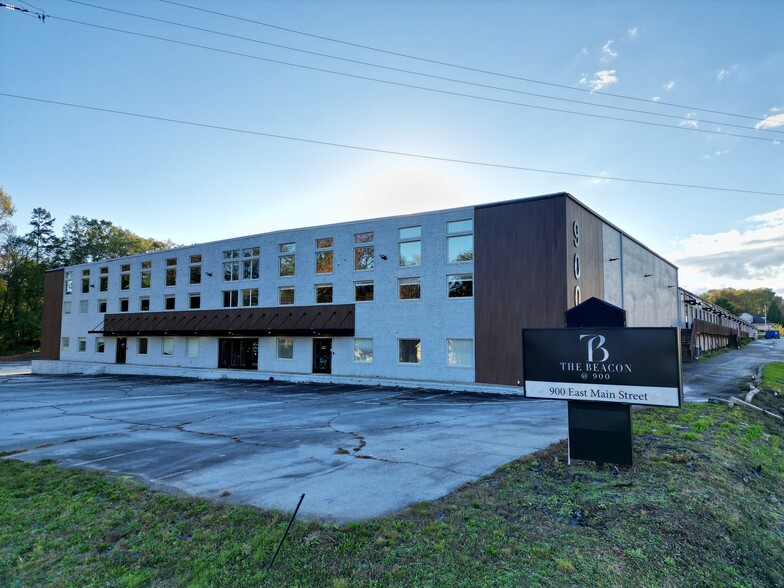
[279,286,294,305]
[78,337,87,353]
[119,298,129,312]
[315,238,333,274]
[164,295,176,310]
[162,337,175,356]
[81,269,90,294]
[189,254,202,285]
[138,338,148,355]
[99,266,108,292]
[399,339,421,364]
[353,338,373,363]
[64,271,73,295]
[354,281,374,302]
[398,277,421,300]
[95,337,105,354]
[223,290,239,308]
[140,297,150,311]
[98,299,107,313]
[165,258,177,287]
[399,226,422,267]
[79,300,88,314]
[141,261,151,288]
[448,274,473,298]
[61,337,69,352]
[447,339,474,367]
[186,338,199,358]
[276,337,294,359]
[315,284,333,304]
[189,293,201,309]
[279,243,296,277]
[241,288,259,307]
[223,249,240,281]
[63,301,72,314]
[243,247,260,280]
[447,219,473,263]
[120,264,130,290]
[354,232,374,271]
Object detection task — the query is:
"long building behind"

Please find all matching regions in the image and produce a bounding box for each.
[36,192,683,389]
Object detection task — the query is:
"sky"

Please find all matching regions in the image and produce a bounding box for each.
[2,0,783,295]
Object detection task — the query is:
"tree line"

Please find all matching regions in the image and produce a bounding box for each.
[703,287,784,325]
[0,187,175,354]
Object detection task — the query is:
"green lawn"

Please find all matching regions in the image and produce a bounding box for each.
[2,401,782,587]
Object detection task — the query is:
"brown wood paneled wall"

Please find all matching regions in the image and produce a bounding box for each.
[40,269,64,360]
[474,195,568,385]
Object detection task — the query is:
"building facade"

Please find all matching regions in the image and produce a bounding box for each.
[36,193,680,389]
[679,288,758,359]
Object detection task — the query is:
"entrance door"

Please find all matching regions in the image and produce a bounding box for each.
[312,338,332,374]
[218,338,259,370]
[116,338,127,364]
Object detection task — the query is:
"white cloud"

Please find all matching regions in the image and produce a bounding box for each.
[628,27,638,38]
[664,81,676,91]
[651,96,661,102]
[772,107,781,113]
[580,47,588,55]
[717,65,737,81]
[668,208,784,293]
[679,113,698,129]
[755,112,784,130]
[601,40,618,60]
[702,150,730,159]
[579,70,618,91]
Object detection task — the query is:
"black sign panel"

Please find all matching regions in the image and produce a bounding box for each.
[523,328,682,407]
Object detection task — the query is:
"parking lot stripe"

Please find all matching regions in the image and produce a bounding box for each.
[73,447,156,466]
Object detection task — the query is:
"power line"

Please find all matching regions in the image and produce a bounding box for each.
[40,15,782,144]
[159,0,770,124]
[62,0,784,137]
[0,1,46,20]
[2,92,782,197]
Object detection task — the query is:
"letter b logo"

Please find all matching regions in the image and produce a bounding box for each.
[580,334,610,363]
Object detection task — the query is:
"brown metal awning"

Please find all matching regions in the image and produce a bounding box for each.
[89,304,355,336]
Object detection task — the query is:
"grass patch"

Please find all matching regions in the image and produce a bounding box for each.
[2,403,782,587]
[761,362,784,395]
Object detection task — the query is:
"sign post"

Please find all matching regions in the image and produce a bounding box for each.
[523,298,682,466]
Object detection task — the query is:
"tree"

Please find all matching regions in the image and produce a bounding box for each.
[712,296,739,316]
[26,207,61,265]
[0,186,15,240]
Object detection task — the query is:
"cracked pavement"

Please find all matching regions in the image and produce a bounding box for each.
[0,376,565,522]
[3,338,779,522]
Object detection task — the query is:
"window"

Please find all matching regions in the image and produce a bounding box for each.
[61,337,69,352]
[279,286,294,305]
[81,269,90,294]
[78,337,87,353]
[63,301,72,315]
[448,274,473,298]
[223,249,240,281]
[279,243,295,277]
[186,338,199,358]
[353,338,373,363]
[121,264,130,290]
[140,297,150,311]
[189,293,201,309]
[162,337,175,356]
[138,338,148,355]
[223,290,239,308]
[98,299,107,313]
[399,277,421,300]
[241,288,258,307]
[65,271,73,295]
[447,219,473,263]
[141,261,151,289]
[315,284,333,304]
[79,300,88,314]
[315,238,334,274]
[354,281,374,302]
[399,226,422,267]
[354,232,374,271]
[99,267,108,292]
[95,337,105,354]
[447,338,474,367]
[189,254,202,284]
[243,247,260,280]
[165,258,177,287]
[120,298,129,312]
[164,295,175,310]
[399,339,421,364]
[276,337,294,359]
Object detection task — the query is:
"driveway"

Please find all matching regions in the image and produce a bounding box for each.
[0,375,565,522]
[2,338,781,522]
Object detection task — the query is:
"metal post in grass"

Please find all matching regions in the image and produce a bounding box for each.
[267,493,305,570]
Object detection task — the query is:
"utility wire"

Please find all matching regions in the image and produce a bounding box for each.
[159,0,769,124]
[63,0,783,136]
[39,15,782,144]
[0,1,46,20]
[2,92,782,197]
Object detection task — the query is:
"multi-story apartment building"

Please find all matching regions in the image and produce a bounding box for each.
[36,192,680,389]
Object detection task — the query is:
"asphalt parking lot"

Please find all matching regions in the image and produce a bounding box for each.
[0,375,566,522]
[2,338,781,523]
